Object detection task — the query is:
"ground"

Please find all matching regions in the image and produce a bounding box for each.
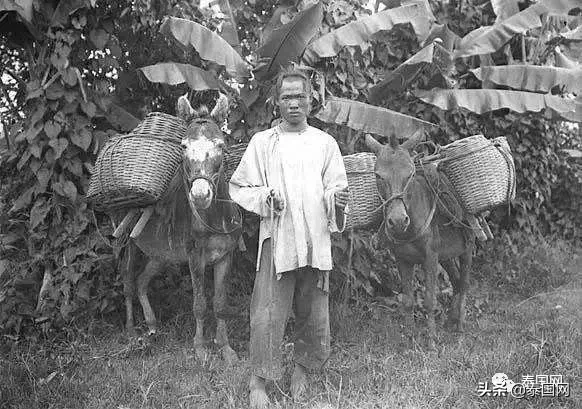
[0,240,580,409]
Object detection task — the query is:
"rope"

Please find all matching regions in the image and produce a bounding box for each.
[183,163,243,235]
[268,192,276,371]
[417,159,474,231]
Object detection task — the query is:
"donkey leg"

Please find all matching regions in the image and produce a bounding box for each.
[136,258,164,335]
[456,248,473,333]
[213,252,238,365]
[189,253,208,361]
[440,259,461,329]
[422,251,439,349]
[121,244,137,336]
[397,259,416,331]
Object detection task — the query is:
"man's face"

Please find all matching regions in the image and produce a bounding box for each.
[277,77,311,125]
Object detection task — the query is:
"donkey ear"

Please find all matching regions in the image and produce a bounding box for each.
[365,133,383,154]
[401,128,425,151]
[210,93,229,124]
[176,93,195,121]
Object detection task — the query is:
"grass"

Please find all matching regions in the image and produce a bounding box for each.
[0,238,580,409]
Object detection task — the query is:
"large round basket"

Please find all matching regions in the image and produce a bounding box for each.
[437,135,516,214]
[223,145,381,230]
[86,112,187,212]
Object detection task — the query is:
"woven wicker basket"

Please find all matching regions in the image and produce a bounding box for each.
[343,152,383,229]
[437,135,516,214]
[223,145,381,230]
[86,112,187,211]
[224,143,249,181]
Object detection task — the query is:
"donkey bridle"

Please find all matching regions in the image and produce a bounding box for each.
[181,151,242,235]
[375,157,437,245]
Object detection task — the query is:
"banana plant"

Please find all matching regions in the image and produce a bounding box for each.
[369,0,582,123]
[139,0,439,139]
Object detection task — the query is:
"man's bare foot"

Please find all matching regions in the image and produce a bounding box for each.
[290,363,307,402]
[249,375,270,409]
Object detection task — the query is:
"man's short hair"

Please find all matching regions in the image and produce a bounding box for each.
[273,67,312,100]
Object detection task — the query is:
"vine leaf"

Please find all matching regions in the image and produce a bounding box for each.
[10,186,35,212]
[48,138,69,159]
[30,198,51,229]
[70,128,92,151]
[160,17,250,79]
[303,2,435,64]
[89,28,109,49]
[140,63,221,90]
[254,1,323,81]
[415,89,581,122]
[44,120,62,139]
[314,97,437,139]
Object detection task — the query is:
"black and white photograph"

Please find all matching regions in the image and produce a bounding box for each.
[0,0,580,408]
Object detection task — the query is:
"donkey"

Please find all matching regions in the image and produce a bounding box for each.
[120,94,242,363]
[365,133,475,347]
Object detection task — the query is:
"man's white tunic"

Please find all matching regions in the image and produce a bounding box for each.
[229,125,348,275]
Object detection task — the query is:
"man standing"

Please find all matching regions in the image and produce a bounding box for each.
[229,68,349,408]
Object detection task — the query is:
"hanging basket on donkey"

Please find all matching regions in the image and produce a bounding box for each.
[86,112,187,212]
[224,145,382,230]
[437,134,516,214]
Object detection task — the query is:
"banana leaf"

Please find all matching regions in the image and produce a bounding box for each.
[303,3,434,64]
[560,101,582,123]
[369,42,452,103]
[254,2,323,81]
[0,0,33,22]
[160,17,249,79]
[561,25,582,41]
[454,0,581,58]
[415,89,581,122]
[139,63,221,90]
[555,48,580,68]
[314,97,437,138]
[471,65,582,93]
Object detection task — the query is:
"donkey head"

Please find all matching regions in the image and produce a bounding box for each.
[177,93,229,210]
[365,130,424,234]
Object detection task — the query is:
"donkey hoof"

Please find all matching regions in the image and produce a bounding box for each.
[220,345,239,365]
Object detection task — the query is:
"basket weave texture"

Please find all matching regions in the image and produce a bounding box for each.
[437,135,516,214]
[86,112,187,211]
[343,152,382,229]
[224,145,381,230]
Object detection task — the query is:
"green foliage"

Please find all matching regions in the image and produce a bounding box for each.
[0,0,131,334]
[476,231,579,297]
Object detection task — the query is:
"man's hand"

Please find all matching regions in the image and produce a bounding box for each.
[334,187,349,210]
[267,189,285,212]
